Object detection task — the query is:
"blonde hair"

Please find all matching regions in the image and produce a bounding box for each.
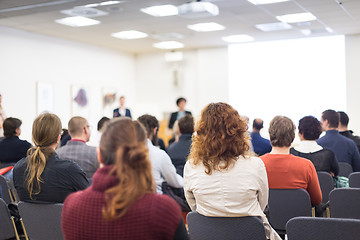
[26,113,62,198]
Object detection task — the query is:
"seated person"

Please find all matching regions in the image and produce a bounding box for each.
[290,116,339,176]
[251,118,272,156]
[260,116,322,206]
[62,118,188,240]
[13,113,89,203]
[168,97,192,130]
[0,117,31,164]
[184,102,281,240]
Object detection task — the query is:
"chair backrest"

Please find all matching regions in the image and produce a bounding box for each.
[349,172,360,188]
[338,162,353,178]
[329,188,360,219]
[286,216,360,240]
[186,212,267,240]
[0,198,18,240]
[18,201,64,240]
[268,189,312,231]
[0,175,14,204]
[317,171,335,203]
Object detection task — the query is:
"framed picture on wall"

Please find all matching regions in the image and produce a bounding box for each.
[37,81,54,115]
[71,85,91,119]
[102,87,119,118]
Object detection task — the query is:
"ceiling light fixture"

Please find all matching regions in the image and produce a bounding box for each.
[111,30,148,39]
[153,41,184,49]
[140,5,178,17]
[55,16,100,27]
[222,35,254,43]
[84,1,122,8]
[255,22,292,32]
[247,0,289,5]
[276,12,317,23]
[187,22,225,32]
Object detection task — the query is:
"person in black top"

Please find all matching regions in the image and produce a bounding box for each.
[338,111,360,153]
[168,97,192,129]
[13,113,89,203]
[290,116,339,176]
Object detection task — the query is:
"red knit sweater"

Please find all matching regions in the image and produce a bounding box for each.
[62,165,183,240]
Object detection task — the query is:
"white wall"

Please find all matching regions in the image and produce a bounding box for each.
[0,26,135,142]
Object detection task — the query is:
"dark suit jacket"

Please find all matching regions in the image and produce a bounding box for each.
[0,136,31,164]
[168,111,192,129]
[113,108,132,119]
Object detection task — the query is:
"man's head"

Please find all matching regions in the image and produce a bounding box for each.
[252,118,264,132]
[338,111,349,129]
[178,114,194,135]
[68,116,91,142]
[137,114,159,144]
[97,117,110,132]
[269,116,295,147]
[119,96,125,107]
[176,97,187,111]
[3,117,22,138]
[321,109,339,131]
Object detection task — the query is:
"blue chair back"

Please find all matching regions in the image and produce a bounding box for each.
[317,171,334,203]
[338,162,353,178]
[329,188,360,219]
[349,172,360,188]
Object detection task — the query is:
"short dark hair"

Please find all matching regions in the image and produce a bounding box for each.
[178,115,194,134]
[176,97,186,106]
[298,116,322,140]
[269,116,295,147]
[97,117,110,131]
[137,114,159,138]
[338,111,349,127]
[3,117,22,138]
[322,109,339,128]
[252,119,264,130]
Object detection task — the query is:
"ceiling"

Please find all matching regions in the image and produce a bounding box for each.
[0,0,360,54]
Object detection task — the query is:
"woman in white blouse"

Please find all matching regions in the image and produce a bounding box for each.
[184,102,281,240]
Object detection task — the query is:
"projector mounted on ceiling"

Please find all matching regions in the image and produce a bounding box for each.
[177,1,219,18]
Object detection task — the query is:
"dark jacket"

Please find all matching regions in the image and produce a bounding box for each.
[0,136,31,164]
[167,134,192,176]
[113,108,132,119]
[168,111,192,129]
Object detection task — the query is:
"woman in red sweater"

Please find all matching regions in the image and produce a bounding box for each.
[62,118,188,240]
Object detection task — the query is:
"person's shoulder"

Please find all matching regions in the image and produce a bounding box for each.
[150,193,181,213]
[13,157,27,170]
[290,154,314,166]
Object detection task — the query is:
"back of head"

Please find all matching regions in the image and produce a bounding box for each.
[298,116,322,140]
[3,117,22,138]
[338,111,349,127]
[178,114,194,135]
[68,116,87,137]
[100,118,154,220]
[190,102,250,175]
[97,117,110,131]
[269,116,295,147]
[322,109,339,128]
[27,113,62,198]
[137,114,159,139]
[252,118,264,131]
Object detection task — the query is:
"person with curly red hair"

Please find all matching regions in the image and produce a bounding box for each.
[184,102,281,240]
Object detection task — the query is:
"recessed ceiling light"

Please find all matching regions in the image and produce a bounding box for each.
[187,22,225,32]
[153,41,184,49]
[248,0,289,4]
[255,22,292,32]
[140,5,178,17]
[276,12,317,23]
[111,30,148,39]
[222,35,254,43]
[55,16,100,27]
[325,27,334,33]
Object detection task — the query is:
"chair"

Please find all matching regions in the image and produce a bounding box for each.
[338,162,353,177]
[286,216,360,240]
[349,172,360,188]
[0,175,16,204]
[18,201,64,240]
[186,211,267,240]
[317,171,335,217]
[268,189,312,234]
[329,188,360,219]
[0,198,20,240]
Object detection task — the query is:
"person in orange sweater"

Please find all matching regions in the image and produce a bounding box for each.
[260,116,322,206]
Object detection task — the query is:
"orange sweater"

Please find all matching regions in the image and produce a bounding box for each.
[260,153,322,206]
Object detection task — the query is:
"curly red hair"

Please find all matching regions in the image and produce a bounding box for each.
[189,102,250,174]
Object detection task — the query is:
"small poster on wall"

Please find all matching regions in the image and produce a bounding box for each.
[102,87,118,118]
[71,85,91,118]
[37,82,54,115]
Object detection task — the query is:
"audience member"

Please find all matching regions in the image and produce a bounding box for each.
[168,97,192,129]
[88,116,110,147]
[57,116,99,178]
[260,116,322,206]
[0,94,7,138]
[251,118,272,156]
[62,118,189,240]
[113,96,132,119]
[60,128,71,147]
[290,116,339,176]
[317,109,360,171]
[167,115,194,176]
[138,114,183,193]
[184,103,281,240]
[13,113,89,203]
[0,117,31,164]
[168,120,180,146]
[338,111,360,153]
